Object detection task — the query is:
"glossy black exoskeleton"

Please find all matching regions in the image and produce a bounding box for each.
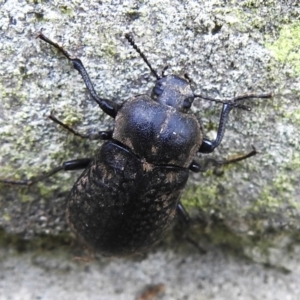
[0,32,272,256]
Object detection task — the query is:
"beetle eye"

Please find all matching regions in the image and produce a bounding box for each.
[182,97,194,109]
[153,83,164,96]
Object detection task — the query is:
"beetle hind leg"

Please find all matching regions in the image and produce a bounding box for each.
[177,201,190,225]
[176,201,207,254]
[0,158,91,186]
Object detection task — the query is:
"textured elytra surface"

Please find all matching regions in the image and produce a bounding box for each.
[67,141,189,256]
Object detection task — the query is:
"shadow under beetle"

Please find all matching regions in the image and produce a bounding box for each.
[0,32,272,257]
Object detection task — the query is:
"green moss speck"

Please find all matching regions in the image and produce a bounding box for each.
[102,43,117,58]
[20,193,36,203]
[250,157,299,214]
[59,5,73,14]
[61,110,83,126]
[240,0,275,9]
[126,9,141,21]
[0,228,73,253]
[284,108,300,127]
[182,182,219,210]
[265,22,300,75]
[3,214,11,222]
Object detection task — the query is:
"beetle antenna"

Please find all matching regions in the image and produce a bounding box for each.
[194,92,273,111]
[125,33,160,80]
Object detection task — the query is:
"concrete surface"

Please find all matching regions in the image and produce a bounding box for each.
[1,245,300,300]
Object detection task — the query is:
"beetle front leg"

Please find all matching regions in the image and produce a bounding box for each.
[198,103,238,153]
[37,32,120,118]
[197,92,272,154]
[0,158,91,186]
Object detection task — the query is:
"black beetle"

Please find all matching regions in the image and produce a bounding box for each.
[0,32,272,256]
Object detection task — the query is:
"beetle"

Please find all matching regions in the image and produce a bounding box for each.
[0,32,272,256]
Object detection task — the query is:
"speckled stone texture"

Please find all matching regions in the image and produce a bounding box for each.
[1,1,300,299]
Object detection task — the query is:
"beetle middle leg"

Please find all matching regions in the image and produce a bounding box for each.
[0,158,91,186]
[37,32,120,118]
[49,113,113,140]
[189,145,257,173]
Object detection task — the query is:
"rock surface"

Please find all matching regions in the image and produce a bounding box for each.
[1,1,300,299]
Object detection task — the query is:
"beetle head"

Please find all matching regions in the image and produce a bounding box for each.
[125,34,195,112]
[152,75,194,112]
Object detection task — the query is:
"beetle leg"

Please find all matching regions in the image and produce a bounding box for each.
[190,146,257,173]
[189,160,201,173]
[217,145,257,165]
[49,113,113,140]
[37,32,120,118]
[98,131,113,140]
[176,201,190,225]
[197,93,272,153]
[176,202,207,254]
[189,158,224,172]
[0,158,91,186]
[198,103,239,153]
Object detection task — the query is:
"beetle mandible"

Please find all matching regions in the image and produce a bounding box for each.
[0,32,272,256]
